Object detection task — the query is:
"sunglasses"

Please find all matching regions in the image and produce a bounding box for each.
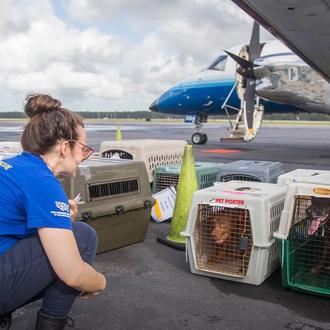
[67,140,94,161]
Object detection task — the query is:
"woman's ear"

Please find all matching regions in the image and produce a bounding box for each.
[60,140,69,158]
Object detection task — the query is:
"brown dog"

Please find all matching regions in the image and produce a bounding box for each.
[206,210,233,264]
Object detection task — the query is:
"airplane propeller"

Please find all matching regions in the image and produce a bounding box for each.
[225,21,262,134]
[224,50,258,79]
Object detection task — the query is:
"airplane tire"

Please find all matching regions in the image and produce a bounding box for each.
[192,132,207,145]
[201,133,208,144]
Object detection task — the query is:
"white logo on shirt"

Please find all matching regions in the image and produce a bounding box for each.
[55,201,70,213]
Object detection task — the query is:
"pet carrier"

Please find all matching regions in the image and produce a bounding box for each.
[216,160,285,183]
[182,181,287,285]
[274,182,330,297]
[152,162,222,194]
[0,141,22,153]
[277,169,330,185]
[60,156,154,254]
[99,139,187,182]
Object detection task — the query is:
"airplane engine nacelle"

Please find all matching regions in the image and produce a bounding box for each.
[256,63,327,112]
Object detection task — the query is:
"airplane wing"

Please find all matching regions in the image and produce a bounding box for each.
[231,0,330,82]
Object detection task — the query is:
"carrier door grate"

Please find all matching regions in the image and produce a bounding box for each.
[155,173,179,193]
[88,178,139,201]
[221,174,261,182]
[194,204,253,277]
[288,195,330,291]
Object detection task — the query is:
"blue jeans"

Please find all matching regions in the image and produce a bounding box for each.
[0,222,98,317]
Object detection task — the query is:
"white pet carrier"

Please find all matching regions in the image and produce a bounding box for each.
[99,139,187,182]
[277,169,330,185]
[274,182,330,296]
[182,181,287,285]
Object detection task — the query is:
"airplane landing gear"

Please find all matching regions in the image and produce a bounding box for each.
[192,132,208,145]
[191,114,208,144]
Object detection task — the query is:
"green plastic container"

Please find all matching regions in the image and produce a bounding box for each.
[152,162,222,194]
[60,156,153,254]
[277,218,330,297]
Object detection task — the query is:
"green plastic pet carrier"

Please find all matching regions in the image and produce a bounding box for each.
[274,182,330,297]
[152,162,222,194]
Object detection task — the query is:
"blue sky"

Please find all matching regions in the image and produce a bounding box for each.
[0,0,271,112]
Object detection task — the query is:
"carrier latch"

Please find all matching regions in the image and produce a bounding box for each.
[239,236,249,251]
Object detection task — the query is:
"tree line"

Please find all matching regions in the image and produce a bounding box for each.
[0,111,330,121]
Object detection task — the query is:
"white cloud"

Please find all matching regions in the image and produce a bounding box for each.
[0,0,259,111]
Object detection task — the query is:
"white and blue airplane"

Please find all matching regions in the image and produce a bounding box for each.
[150,22,330,144]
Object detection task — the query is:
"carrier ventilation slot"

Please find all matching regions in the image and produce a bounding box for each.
[88,179,139,201]
[200,173,217,189]
[269,200,285,240]
[148,154,183,174]
[221,174,261,182]
[194,204,253,277]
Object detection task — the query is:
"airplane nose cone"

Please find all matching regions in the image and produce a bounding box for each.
[149,99,158,112]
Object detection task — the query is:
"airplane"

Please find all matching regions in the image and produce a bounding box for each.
[149,21,330,145]
[230,0,330,82]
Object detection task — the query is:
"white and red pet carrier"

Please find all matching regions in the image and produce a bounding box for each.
[182,181,287,285]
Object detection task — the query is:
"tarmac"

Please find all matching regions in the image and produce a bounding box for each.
[1,120,330,330]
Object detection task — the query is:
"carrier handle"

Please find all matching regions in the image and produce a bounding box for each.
[81,211,92,222]
[115,205,125,214]
[144,198,156,209]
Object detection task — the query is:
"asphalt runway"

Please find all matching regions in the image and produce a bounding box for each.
[1,120,330,330]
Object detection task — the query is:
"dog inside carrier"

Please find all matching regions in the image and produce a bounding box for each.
[194,204,253,277]
[288,195,330,289]
[184,181,287,285]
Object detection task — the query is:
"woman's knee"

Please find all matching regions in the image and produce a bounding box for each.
[71,222,98,262]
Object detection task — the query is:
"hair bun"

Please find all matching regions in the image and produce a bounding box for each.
[24,94,62,118]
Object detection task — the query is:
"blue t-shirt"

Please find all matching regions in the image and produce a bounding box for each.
[0,151,72,255]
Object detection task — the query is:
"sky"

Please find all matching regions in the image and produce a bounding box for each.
[0,0,274,112]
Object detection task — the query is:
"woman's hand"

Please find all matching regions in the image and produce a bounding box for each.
[69,199,78,221]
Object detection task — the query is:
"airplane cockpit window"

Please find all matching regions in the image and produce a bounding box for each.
[205,55,227,71]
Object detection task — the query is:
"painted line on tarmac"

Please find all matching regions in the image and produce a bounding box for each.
[85,125,148,131]
[200,149,241,154]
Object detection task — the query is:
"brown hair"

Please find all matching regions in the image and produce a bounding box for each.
[21,94,84,155]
